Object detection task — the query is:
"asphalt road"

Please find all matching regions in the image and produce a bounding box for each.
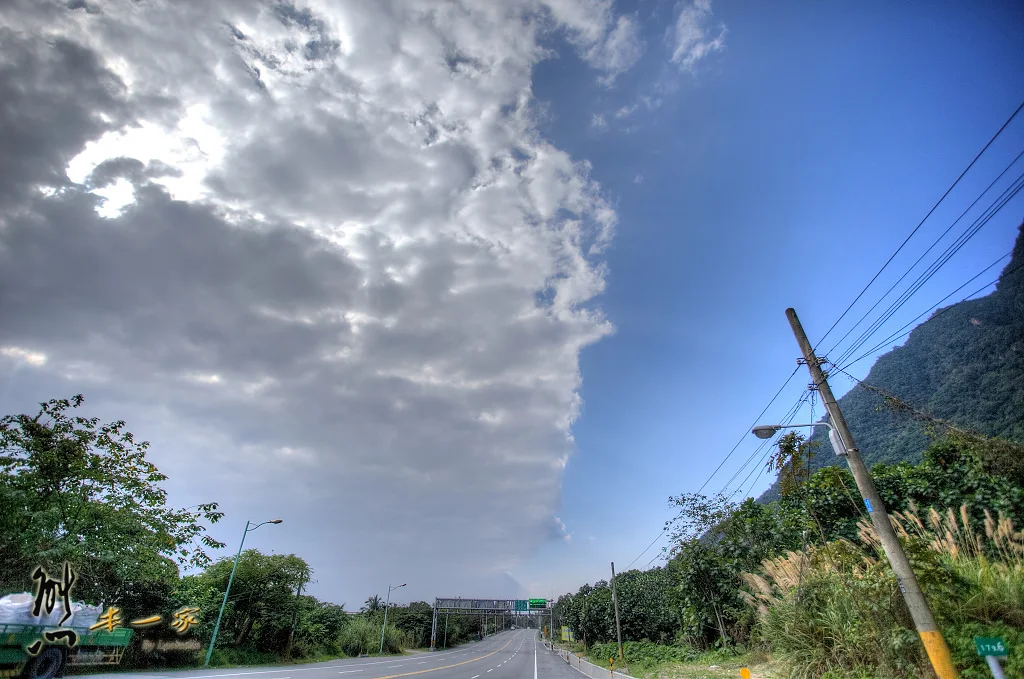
[78,630,584,679]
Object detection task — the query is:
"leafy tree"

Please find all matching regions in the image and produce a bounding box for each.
[292,596,348,656]
[198,550,310,651]
[388,601,433,648]
[0,395,224,614]
[362,594,384,613]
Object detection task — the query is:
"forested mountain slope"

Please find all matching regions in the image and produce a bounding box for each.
[760,220,1024,500]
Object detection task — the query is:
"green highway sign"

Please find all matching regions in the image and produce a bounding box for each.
[974,637,1008,657]
[528,598,547,609]
[514,600,528,611]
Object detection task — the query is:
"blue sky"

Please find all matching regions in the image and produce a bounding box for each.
[515,0,1024,595]
[1,0,1022,606]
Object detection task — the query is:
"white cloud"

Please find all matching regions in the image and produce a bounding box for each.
[554,516,572,543]
[671,0,726,71]
[543,0,645,85]
[1,346,47,366]
[614,104,637,119]
[0,0,619,604]
[590,113,608,131]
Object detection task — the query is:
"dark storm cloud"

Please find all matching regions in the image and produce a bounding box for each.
[0,29,133,205]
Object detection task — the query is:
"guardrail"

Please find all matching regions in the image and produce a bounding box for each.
[544,642,637,679]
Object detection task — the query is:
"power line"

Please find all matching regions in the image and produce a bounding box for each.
[839,251,1011,368]
[840,257,1024,371]
[695,365,802,495]
[833,171,1024,366]
[628,99,1024,574]
[824,148,1024,359]
[622,365,802,569]
[717,392,808,497]
[639,391,810,570]
[812,99,1024,352]
[726,392,810,502]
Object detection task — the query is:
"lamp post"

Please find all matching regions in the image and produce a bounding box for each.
[379,583,406,655]
[204,519,283,667]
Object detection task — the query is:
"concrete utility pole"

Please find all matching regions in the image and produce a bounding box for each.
[610,562,623,661]
[786,308,957,679]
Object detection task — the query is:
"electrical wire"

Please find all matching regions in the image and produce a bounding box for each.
[726,392,810,502]
[622,365,802,569]
[824,148,1024,360]
[838,251,1013,369]
[832,171,1024,366]
[840,257,1024,371]
[812,99,1024,352]
[629,100,1024,572]
[717,392,809,497]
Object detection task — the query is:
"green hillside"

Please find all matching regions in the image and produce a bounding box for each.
[760,220,1024,500]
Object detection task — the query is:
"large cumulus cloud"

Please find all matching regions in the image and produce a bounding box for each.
[0,0,629,603]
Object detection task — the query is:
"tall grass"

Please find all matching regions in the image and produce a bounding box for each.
[742,505,1024,679]
[338,617,409,656]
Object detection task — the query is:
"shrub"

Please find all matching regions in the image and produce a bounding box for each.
[588,640,698,673]
[339,617,405,656]
[742,506,1024,679]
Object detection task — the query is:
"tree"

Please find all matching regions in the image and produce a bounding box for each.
[362,594,384,613]
[0,395,225,614]
[199,550,311,650]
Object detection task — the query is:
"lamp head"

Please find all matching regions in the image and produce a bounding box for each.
[269,519,283,524]
[752,425,781,440]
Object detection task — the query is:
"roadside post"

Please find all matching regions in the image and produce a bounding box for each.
[974,637,1008,678]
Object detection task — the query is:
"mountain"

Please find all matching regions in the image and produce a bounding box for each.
[759,219,1024,501]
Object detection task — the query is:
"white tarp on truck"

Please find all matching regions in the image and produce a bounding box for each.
[0,593,104,628]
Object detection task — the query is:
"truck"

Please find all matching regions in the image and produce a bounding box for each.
[0,623,133,679]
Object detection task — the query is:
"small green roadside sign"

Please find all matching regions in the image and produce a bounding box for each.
[974,637,1008,657]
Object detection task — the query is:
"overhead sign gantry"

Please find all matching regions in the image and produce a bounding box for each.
[429,598,551,650]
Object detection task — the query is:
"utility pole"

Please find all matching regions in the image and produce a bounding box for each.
[786,308,957,679]
[610,562,623,662]
[283,576,305,661]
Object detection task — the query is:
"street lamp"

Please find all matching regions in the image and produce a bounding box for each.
[204,519,283,667]
[751,420,850,456]
[379,583,406,655]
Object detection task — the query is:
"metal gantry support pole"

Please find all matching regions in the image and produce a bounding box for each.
[786,308,957,679]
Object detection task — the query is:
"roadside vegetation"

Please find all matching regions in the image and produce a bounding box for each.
[553,426,1024,679]
[0,395,485,671]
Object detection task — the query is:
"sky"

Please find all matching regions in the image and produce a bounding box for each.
[1,0,1022,608]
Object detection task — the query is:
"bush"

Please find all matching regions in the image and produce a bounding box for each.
[588,641,697,673]
[742,506,1024,679]
[339,617,405,656]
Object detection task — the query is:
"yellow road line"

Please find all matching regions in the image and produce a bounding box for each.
[371,638,515,679]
